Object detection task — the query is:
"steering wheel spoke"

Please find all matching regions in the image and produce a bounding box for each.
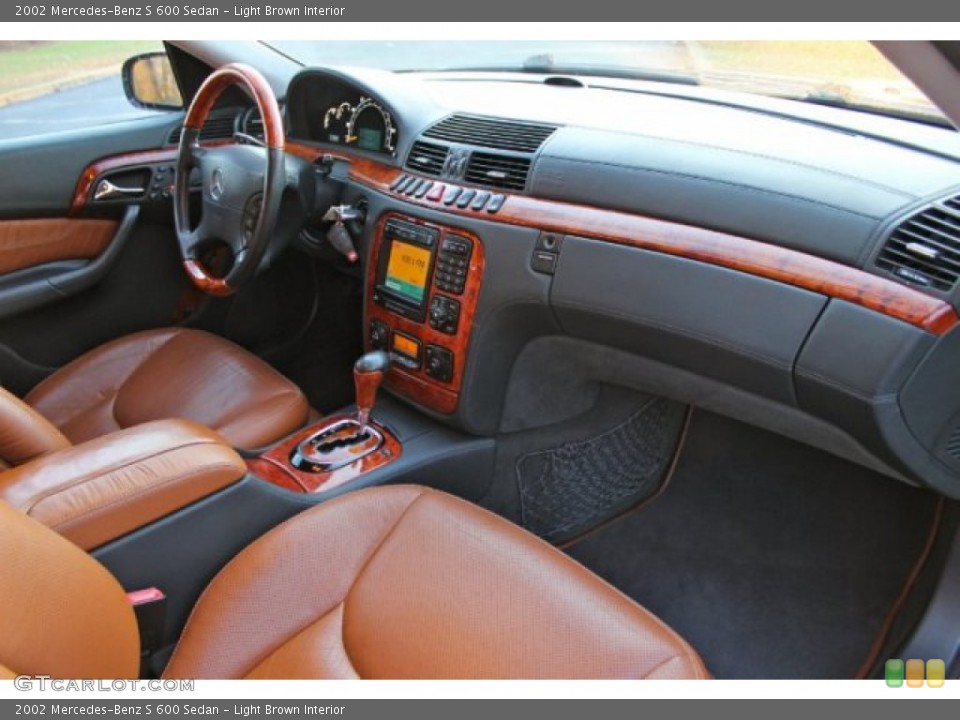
[181,220,211,259]
[173,63,285,297]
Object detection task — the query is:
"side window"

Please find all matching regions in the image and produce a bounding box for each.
[0,41,174,140]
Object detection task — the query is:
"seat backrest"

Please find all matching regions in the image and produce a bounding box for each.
[0,387,70,468]
[0,500,139,679]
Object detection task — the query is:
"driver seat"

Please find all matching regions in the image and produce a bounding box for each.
[0,327,308,464]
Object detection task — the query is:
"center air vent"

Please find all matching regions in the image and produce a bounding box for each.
[876,193,960,292]
[423,113,558,153]
[406,141,449,177]
[167,114,237,145]
[464,152,531,192]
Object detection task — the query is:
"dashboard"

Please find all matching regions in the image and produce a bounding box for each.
[58,61,960,501]
[278,66,960,500]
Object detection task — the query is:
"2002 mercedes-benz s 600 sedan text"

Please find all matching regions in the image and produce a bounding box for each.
[1,40,960,680]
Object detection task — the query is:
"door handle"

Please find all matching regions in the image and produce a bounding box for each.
[94,178,145,201]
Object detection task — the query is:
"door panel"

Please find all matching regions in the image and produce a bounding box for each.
[0,111,201,394]
[0,105,322,400]
[0,218,117,274]
[0,114,180,218]
[0,215,200,395]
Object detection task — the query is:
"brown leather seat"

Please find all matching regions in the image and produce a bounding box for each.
[0,485,708,680]
[11,327,308,452]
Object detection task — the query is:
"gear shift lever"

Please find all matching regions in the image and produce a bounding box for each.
[354,350,391,427]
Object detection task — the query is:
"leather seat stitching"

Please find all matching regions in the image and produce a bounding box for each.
[29,330,181,430]
[243,602,359,679]
[641,652,709,680]
[343,489,431,599]
[213,386,306,433]
[110,330,186,428]
[433,491,707,665]
[166,488,428,678]
[42,461,241,532]
[250,489,428,678]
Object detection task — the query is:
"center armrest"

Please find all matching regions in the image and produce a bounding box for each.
[0,419,246,550]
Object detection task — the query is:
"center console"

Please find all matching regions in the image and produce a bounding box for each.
[0,419,246,551]
[366,212,485,414]
[247,212,486,494]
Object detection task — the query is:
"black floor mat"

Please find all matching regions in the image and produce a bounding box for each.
[565,411,940,679]
[517,396,686,543]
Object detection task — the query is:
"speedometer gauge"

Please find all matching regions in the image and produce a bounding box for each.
[323,101,352,144]
[346,97,397,154]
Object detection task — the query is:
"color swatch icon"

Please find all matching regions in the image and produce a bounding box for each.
[927,659,945,688]
[885,659,904,687]
[906,659,925,687]
[886,658,947,687]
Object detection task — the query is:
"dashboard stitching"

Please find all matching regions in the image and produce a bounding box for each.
[535,156,885,220]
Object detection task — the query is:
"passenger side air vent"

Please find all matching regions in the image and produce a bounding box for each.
[166,114,237,145]
[406,141,449,177]
[423,113,558,153]
[876,194,960,292]
[464,152,532,192]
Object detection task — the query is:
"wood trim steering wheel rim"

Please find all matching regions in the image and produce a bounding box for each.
[184,63,284,150]
[176,63,285,296]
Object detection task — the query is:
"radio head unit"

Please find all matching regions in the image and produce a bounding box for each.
[373,218,438,322]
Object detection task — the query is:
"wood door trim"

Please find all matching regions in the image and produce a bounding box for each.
[73,141,959,335]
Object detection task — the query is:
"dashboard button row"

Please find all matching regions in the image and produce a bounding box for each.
[390,174,505,214]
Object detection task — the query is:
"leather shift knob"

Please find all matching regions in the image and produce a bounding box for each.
[354,351,390,426]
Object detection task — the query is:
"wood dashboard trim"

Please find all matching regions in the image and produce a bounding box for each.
[333,148,957,336]
[246,414,402,494]
[365,212,486,415]
[72,140,959,335]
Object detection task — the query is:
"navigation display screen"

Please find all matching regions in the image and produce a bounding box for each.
[384,240,431,304]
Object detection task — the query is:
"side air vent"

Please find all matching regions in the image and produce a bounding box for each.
[241,104,285,142]
[464,152,531,192]
[876,194,960,292]
[423,113,558,153]
[166,114,237,145]
[243,109,265,141]
[406,141,449,177]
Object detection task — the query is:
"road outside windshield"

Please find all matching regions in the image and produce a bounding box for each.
[270,40,946,124]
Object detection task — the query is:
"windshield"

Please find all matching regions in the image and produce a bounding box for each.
[268,40,946,125]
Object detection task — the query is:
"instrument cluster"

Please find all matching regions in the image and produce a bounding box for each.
[321,95,397,155]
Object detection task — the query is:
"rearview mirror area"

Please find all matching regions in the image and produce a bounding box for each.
[122,51,183,110]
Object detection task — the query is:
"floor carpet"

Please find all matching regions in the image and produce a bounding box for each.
[565,410,940,679]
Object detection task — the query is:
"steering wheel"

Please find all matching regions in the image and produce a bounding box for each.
[174,63,285,296]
